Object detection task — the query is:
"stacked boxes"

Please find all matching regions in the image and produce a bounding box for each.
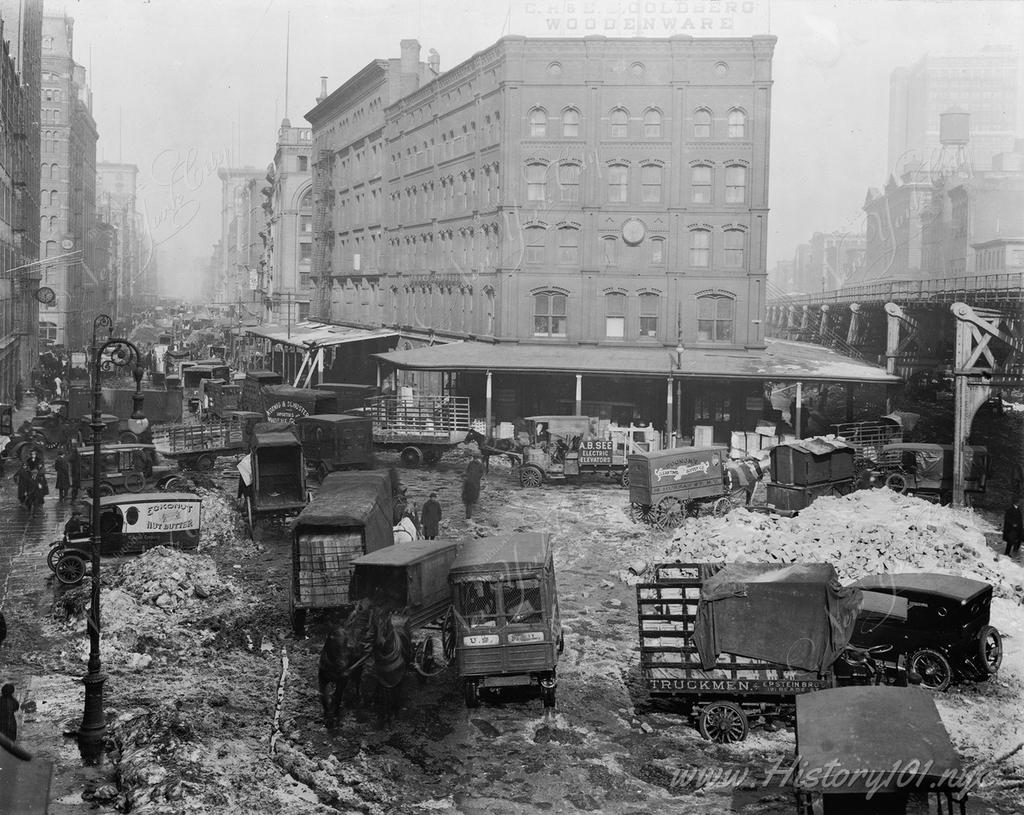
[766,438,856,512]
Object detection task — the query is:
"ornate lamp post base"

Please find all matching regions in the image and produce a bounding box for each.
[77,669,107,763]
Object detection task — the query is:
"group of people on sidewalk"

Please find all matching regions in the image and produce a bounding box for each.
[9,443,79,517]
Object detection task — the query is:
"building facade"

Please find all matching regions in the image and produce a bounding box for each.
[0,0,41,399]
[888,46,1021,177]
[38,13,97,349]
[215,166,264,318]
[258,120,314,324]
[96,161,142,321]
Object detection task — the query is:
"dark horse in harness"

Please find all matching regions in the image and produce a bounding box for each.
[366,604,413,723]
[463,429,517,473]
[318,598,372,729]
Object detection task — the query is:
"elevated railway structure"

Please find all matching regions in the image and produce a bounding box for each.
[767,273,1023,505]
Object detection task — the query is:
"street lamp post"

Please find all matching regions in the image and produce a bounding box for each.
[77,313,145,761]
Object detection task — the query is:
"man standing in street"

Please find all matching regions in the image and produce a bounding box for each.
[1003,494,1022,558]
[421,493,442,539]
[14,378,23,410]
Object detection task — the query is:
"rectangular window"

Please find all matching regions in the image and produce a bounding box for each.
[526,229,545,264]
[602,236,617,265]
[697,296,734,342]
[526,164,546,202]
[639,294,658,337]
[641,165,662,203]
[692,166,712,203]
[558,229,579,265]
[608,165,628,203]
[724,230,745,267]
[605,293,626,338]
[299,242,312,263]
[533,293,567,337]
[300,215,312,234]
[725,165,746,203]
[690,231,710,267]
[650,238,664,264]
[558,164,580,201]
[298,156,308,172]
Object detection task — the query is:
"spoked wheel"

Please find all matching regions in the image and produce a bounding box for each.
[619,468,630,488]
[712,497,732,517]
[976,625,1003,677]
[55,553,86,585]
[441,608,457,661]
[909,648,953,691]
[160,476,188,492]
[124,471,146,493]
[519,465,543,488]
[464,679,480,709]
[628,503,655,525]
[47,545,64,573]
[655,497,684,530]
[698,701,749,743]
[885,472,909,494]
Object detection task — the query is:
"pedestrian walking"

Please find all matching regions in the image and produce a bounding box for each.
[26,466,49,516]
[54,451,71,501]
[14,378,23,410]
[1003,494,1023,558]
[0,683,18,742]
[461,474,480,520]
[421,493,442,539]
[67,445,80,500]
[14,462,32,506]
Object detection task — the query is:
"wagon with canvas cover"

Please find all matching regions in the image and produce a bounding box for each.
[289,470,394,637]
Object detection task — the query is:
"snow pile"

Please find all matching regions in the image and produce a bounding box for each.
[625,490,1024,603]
[115,546,236,610]
[195,487,249,548]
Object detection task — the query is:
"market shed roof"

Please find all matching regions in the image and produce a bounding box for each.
[374,339,899,384]
[245,322,398,349]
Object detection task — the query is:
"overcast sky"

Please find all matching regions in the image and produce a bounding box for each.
[64,0,1023,298]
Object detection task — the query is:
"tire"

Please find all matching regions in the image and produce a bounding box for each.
[400,446,422,467]
[55,553,86,585]
[161,476,188,492]
[628,503,655,525]
[619,468,630,488]
[97,482,116,497]
[464,679,480,708]
[47,544,64,573]
[195,454,215,472]
[519,465,543,488]
[697,701,749,743]
[124,471,146,493]
[712,497,732,517]
[119,430,139,444]
[541,684,556,709]
[976,626,1003,677]
[885,473,908,494]
[909,648,953,691]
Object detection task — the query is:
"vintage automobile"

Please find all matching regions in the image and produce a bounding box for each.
[76,443,185,496]
[448,532,564,709]
[793,686,969,815]
[48,492,202,585]
[294,413,374,480]
[876,443,989,504]
[848,573,1002,691]
[289,470,394,638]
[636,562,908,742]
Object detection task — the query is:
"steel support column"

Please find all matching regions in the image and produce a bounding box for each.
[884,302,921,376]
[575,374,582,416]
[485,370,492,440]
[817,304,831,346]
[846,303,862,347]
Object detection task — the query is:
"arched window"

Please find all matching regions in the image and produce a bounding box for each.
[724,229,745,267]
[728,108,746,138]
[45,239,57,257]
[643,109,662,138]
[689,229,710,267]
[610,108,628,138]
[641,164,662,203]
[607,164,628,202]
[650,236,665,264]
[40,215,47,230]
[525,162,547,202]
[694,108,712,138]
[528,107,547,138]
[691,164,712,203]
[639,293,659,337]
[725,165,746,203]
[557,227,579,265]
[40,163,49,180]
[533,291,567,337]
[697,294,734,342]
[602,235,618,265]
[562,108,580,138]
[605,292,626,338]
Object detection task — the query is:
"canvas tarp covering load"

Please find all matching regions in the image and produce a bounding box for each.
[693,563,861,672]
[295,471,393,544]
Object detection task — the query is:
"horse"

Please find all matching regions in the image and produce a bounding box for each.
[366,604,413,724]
[463,430,515,473]
[317,598,372,729]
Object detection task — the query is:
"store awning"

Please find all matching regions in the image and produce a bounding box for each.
[244,322,399,350]
[373,338,899,384]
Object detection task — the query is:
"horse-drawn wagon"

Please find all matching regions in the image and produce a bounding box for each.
[236,431,308,538]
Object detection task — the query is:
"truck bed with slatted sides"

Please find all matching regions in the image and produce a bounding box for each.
[152,420,246,457]
[365,395,470,442]
[636,562,831,703]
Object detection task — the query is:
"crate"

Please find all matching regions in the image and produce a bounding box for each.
[771,444,832,486]
[765,480,854,512]
[295,530,363,608]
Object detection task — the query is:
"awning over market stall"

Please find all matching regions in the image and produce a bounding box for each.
[373,338,899,384]
[244,322,398,349]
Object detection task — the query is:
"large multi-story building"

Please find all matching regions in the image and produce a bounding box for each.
[216,166,264,317]
[257,120,314,324]
[38,13,97,349]
[888,46,1021,176]
[96,162,142,320]
[0,0,42,399]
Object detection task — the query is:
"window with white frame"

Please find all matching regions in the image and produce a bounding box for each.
[608,164,628,203]
[694,108,712,138]
[526,163,547,202]
[610,108,628,138]
[529,108,547,137]
[641,165,662,203]
[639,293,659,337]
[724,229,745,267]
[643,109,662,138]
[691,165,712,203]
[558,163,580,201]
[697,294,734,342]
[690,229,710,267]
[602,235,618,265]
[562,108,580,137]
[533,292,567,337]
[725,165,746,203]
[557,227,579,264]
[605,292,626,338]
[650,236,665,264]
[728,108,746,138]
[525,226,546,264]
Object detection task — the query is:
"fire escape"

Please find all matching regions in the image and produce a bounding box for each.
[312,149,335,321]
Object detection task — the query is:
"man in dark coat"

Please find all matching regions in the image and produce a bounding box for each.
[420,493,442,539]
[54,451,71,500]
[14,379,23,410]
[26,467,48,516]
[1004,494,1023,558]
[66,445,80,500]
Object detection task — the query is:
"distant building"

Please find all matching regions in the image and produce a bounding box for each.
[257,120,314,324]
[0,0,42,398]
[888,46,1021,176]
[38,13,97,349]
[971,236,1024,274]
[785,233,865,293]
[96,162,141,320]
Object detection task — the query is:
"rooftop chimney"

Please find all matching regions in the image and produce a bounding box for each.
[316,76,328,104]
[400,39,421,97]
[428,48,440,74]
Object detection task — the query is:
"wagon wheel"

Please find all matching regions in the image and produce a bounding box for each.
[975,626,1003,677]
[628,503,655,525]
[885,472,908,494]
[124,471,146,493]
[47,544,64,573]
[698,701,748,743]
[619,467,630,488]
[400,446,422,467]
[712,497,732,517]
[519,465,544,488]
[441,607,457,661]
[422,448,442,466]
[195,454,215,472]
[55,553,86,586]
[654,497,684,530]
[908,648,952,691]
[160,476,188,492]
